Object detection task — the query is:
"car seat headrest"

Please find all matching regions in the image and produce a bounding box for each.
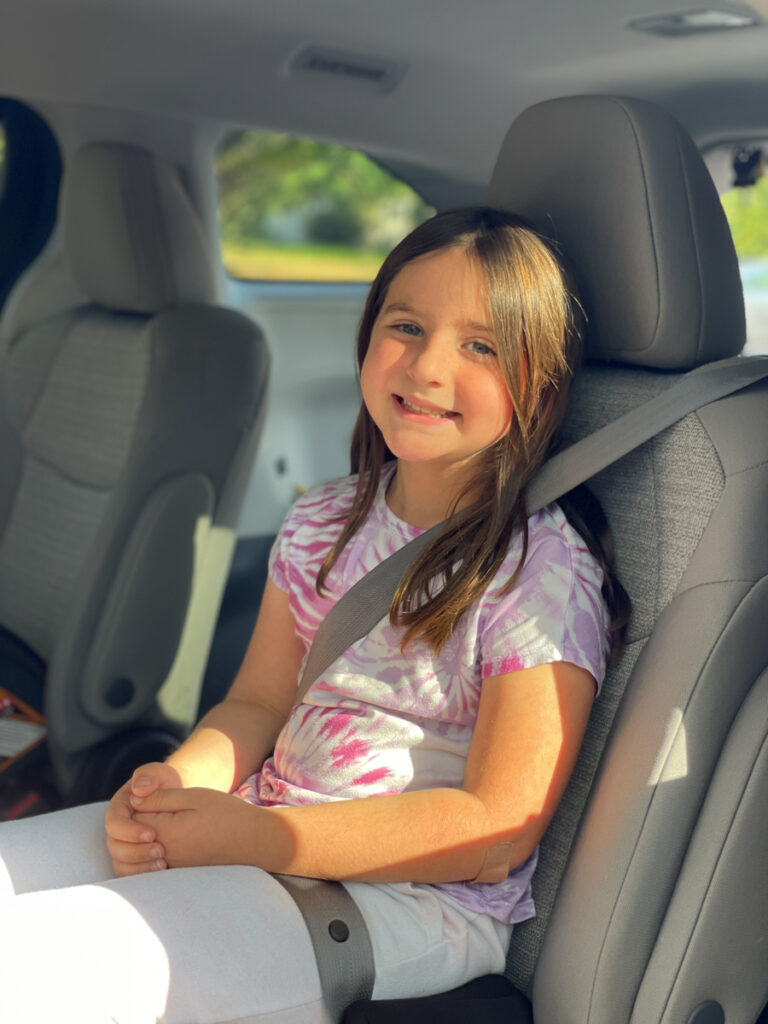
[61,141,217,314]
[488,95,745,369]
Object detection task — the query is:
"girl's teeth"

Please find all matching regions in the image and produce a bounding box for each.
[401,398,451,417]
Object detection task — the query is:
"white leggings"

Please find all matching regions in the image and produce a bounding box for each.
[0,803,511,1023]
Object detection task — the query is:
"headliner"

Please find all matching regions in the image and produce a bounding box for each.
[1,0,767,183]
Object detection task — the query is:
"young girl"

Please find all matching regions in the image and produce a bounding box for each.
[0,207,624,1023]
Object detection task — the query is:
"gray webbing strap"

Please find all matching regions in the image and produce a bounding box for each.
[272,874,375,1022]
[298,354,768,700]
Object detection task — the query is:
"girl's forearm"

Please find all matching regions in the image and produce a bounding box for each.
[166,698,286,793]
[245,787,533,884]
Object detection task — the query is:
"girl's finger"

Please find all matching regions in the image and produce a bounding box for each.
[111,856,168,878]
[104,808,156,844]
[131,788,184,812]
[106,833,165,860]
[130,763,166,795]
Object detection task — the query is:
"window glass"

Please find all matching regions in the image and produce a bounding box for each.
[720,148,768,353]
[0,123,6,200]
[216,131,434,282]
[0,100,61,312]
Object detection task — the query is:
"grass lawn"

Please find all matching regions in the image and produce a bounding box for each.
[222,240,388,282]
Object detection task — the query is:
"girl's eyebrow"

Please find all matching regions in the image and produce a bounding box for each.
[464,320,496,335]
[381,301,418,316]
[381,301,495,334]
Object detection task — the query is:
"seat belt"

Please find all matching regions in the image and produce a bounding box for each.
[272,873,376,1023]
[275,353,768,1022]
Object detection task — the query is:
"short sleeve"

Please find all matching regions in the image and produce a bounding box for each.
[267,490,313,594]
[267,517,291,593]
[481,515,611,694]
[266,475,357,597]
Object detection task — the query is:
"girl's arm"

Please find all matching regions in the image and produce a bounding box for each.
[132,659,595,883]
[105,579,304,876]
[162,579,306,793]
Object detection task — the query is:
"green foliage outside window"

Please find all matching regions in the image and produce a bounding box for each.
[722,174,768,262]
[216,131,434,282]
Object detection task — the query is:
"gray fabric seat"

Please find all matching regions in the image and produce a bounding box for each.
[483,96,768,1023]
[0,141,269,799]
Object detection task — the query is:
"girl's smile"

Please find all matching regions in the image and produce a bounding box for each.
[393,393,460,421]
[360,246,513,481]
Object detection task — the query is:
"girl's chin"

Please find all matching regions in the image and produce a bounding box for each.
[385,446,477,470]
[384,443,451,463]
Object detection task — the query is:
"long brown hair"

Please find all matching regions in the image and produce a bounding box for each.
[317,207,628,656]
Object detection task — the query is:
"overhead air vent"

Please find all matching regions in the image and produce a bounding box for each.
[287,46,407,93]
[628,6,760,35]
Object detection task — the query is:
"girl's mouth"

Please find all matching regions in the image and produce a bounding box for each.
[395,395,459,419]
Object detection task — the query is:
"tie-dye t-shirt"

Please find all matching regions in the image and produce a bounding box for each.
[237,465,610,924]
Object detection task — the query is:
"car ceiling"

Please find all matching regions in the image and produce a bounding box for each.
[1,0,767,185]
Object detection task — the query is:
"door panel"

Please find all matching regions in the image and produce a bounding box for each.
[228,280,367,537]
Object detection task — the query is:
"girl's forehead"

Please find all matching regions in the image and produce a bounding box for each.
[383,246,489,309]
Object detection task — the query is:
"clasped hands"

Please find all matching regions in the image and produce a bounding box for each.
[105,763,263,877]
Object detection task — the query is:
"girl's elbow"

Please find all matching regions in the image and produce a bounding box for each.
[467,830,538,884]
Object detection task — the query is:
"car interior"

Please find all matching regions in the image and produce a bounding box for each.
[0,1,767,1022]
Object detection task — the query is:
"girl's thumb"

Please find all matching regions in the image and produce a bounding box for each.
[131,769,159,794]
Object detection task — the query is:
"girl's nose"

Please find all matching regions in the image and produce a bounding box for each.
[406,334,448,386]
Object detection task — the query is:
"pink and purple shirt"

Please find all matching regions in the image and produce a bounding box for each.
[237,465,610,924]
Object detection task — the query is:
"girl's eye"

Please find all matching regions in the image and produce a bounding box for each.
[394,322,422,337]
[466,340,496,357]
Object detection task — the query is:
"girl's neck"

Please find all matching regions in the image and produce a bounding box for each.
[385,460,474,530]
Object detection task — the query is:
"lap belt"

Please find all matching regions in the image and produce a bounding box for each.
[275,354,768,1021]
[272,875,375,1022]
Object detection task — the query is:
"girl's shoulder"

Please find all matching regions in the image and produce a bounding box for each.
[494,501,604,600]
[480,502,611,687]
[282,473,360,531]
[527,501,594,563]
[269,474,360,592]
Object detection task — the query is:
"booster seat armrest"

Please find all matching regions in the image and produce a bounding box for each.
[79,473,214,726]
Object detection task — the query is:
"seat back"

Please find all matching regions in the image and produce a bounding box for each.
[0,141,270,795]
[489,97,768,1023]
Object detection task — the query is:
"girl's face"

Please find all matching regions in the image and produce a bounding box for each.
[361,246,514,476]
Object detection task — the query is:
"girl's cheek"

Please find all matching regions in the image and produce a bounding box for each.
[487,387,515,443]
[359,352,381,417]
[362,337,401,388]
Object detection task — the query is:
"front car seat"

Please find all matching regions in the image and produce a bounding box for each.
[0,141,269,801]
[485,95,768,1024]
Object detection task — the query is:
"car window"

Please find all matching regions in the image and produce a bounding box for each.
[216,130,434,282]
[0,123,6,199]
[0,98,61,312]
[719,146,768,354]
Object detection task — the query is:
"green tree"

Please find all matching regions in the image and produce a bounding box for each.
[216,131,431,247]
[722,176,768,258]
